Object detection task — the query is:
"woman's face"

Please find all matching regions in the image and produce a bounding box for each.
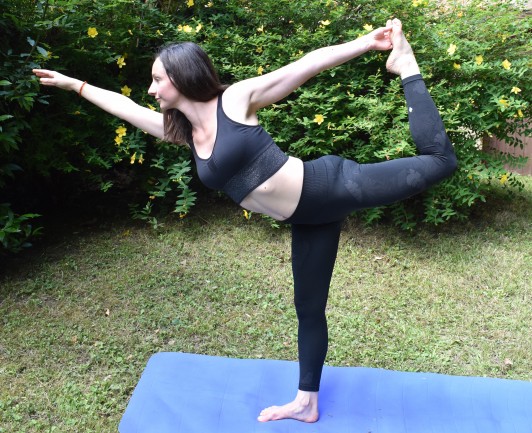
[148,58,180,110]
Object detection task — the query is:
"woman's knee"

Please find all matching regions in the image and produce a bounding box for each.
[439,148,458,179]
[446,151,458,175]
[294,296,327,322]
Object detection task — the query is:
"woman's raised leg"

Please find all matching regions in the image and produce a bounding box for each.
[338,19,457,211]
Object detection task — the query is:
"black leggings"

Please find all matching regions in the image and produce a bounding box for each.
[285,75,457,392]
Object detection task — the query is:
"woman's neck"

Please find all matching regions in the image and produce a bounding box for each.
[178,96,218,133]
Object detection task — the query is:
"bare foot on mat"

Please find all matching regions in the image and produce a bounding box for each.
[257,390,319,423]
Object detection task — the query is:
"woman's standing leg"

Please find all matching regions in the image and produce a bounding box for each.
[292,221,343,392]
[258,221,342,423]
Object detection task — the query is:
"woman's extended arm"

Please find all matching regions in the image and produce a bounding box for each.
[227,24,393,118]
[32,69,164,139]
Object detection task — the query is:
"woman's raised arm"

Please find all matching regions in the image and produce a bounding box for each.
[32,69,165,140]
[226,24,393,119]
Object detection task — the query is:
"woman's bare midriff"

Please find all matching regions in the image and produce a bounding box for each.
[239,156,304,221]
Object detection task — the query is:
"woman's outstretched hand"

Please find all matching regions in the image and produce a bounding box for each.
[365,24,393,51]
[32,69,80,92]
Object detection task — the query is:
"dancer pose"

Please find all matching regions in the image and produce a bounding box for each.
[34,19,457,423]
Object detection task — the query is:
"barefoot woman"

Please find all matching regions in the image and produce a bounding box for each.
[34,19,456,423]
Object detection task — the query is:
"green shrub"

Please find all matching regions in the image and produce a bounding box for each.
[1,0,530,248]
[0,0,48,252]
[0,203,42,253]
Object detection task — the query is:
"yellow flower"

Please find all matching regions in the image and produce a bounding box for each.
[502,59,511,70]
[138,154,144,164]
[149,195,155,200]
[447,43,457,56]
[130,152,136,164]
[511,86,521,94]
[87,27,98,38]
[148,104,157,111]
[243,209,251,220]
[320,20,331,26]
[121,85,131,97]
[517,109,524,118]
[363,24,373,32]
[453,62,461,69]
[207,1,213,6]
[114,136,123,145]
[475,55,483,65]
[117,56,126,68]
[257,65,264,75]
[182,25,193,33]
[187,0,194,7]
[116,126,127,137]
[499,98,509,107]
[256,46,263,54]
[314,114,325,125]
[128,29,133,35]
[156,30,163,36]
[195,24,203,33]
[257,25,264,33]
[499,173,508,185]
[457,11,463,17]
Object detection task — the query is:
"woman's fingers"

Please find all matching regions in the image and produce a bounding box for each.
[32,68,53,78]
[32,69,65,87]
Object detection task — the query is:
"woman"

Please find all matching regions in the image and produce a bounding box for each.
[33,19,457,423]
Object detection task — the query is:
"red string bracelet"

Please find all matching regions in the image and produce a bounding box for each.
[79,81,87,97]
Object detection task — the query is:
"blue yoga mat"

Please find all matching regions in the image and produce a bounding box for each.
[119,352,531,433]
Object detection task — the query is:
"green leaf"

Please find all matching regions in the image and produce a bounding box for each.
[36,46,48,57]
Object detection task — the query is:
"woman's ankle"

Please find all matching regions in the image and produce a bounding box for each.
[400,65,421,80]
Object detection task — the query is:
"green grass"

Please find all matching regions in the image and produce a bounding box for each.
[1,177,531,432]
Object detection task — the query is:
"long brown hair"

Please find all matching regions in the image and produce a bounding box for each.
[156,42,227,144]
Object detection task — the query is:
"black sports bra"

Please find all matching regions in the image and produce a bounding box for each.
[190,94,288,204]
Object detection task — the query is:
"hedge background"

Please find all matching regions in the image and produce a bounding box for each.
[1,0,530,252]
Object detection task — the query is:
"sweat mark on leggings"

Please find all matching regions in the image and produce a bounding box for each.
[405,169,426,189]
[434,130,448,146]
[413,80,426,94]
[343,179,363,201]
[343,175,391,202]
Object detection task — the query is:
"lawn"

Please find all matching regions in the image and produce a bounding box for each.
[1,177,531,432]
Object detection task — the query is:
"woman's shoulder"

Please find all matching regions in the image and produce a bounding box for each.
[220,82,259,126]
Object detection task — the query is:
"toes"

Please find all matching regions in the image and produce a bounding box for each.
[259,406,276,417]
[260,407,272,416]
[258,408,277,422]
